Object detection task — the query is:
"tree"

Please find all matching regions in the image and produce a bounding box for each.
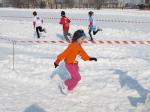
[40,1,46,8]
[95,0,105,9]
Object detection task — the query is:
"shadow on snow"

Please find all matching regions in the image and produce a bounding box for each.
[113,69,150,107]
[24,104,46,112]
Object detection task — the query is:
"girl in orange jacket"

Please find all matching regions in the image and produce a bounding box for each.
[54,29,97,94]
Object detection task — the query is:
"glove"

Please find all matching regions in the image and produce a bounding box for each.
[54,62,59,68]
[54,59,60,68]
[89,57,97,61]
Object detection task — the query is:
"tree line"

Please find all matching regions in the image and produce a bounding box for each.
[1,0,120,9]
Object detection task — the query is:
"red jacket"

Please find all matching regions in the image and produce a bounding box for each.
[59,16,71,32]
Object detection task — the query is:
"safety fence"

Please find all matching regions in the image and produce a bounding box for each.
[0,36,150,71]
[1,15,150,24]
[0,37,150,45]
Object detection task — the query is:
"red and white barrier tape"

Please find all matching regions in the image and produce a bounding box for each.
[0,36,150,45]
[1,16,150,24]
[70,18,150,24]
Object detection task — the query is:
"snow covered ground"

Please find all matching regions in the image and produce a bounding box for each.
[0,8,150,112]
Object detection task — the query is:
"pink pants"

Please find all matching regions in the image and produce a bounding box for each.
[65,64,81,91]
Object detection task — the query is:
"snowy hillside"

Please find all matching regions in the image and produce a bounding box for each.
[0,8,150,112]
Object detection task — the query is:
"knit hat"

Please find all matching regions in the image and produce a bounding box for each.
[88,11,94,16]
[61,11,65,16]
[33,11,37,16]
[72,30,86,42]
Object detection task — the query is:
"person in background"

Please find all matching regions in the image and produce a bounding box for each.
[88,11,102,41]
[54,29,97,95]
[59,11,71,43]
[33,11,46,39]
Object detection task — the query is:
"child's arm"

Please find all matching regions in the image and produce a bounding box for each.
[41,19,43,24]
[33,21,36,29]
[89,22,93,27]
[79,46,90,61]
[59,17,63,24]
[79,46,97,61]
[67,18,71,23]
[54,45,72,67]
[89,17,93,27]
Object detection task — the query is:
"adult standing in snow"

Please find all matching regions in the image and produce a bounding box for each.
[33,11,46,39]
[88,11,102,41]
[59,11,71,43]
[54,29,97,95]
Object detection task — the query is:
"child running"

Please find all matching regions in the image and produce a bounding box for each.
[33,11,46,39]
[59,11,71,43]
[54,29,97,95]
[88,11,102,41]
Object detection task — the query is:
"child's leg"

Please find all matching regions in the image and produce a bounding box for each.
[88,29,93,41]
[36,27,40,38]
[66,28,71,36]
[63,32,70,43]
[93,29,100,35]
[65,64,81,91]
[39,26,46,32]
[66,32,72,37]
[66,28,72,38]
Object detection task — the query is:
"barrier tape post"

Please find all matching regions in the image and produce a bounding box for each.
[12,40,16,70]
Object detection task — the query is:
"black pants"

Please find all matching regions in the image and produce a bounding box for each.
[63,31,71,43]
[36,26,45,38]
[89,29,99,41]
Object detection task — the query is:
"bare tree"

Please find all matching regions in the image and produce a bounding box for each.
[11,0,21,7]
[3,0,122,8]
[65,0,74,8]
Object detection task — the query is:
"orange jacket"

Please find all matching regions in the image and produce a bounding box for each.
[55,42,90,64]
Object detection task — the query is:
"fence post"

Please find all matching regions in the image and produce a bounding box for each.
[12,40,16,70]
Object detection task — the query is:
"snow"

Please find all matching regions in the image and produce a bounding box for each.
[0,8,150,112]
